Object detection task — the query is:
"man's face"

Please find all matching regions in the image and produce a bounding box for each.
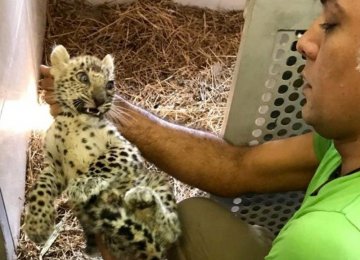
[298,0,360,140]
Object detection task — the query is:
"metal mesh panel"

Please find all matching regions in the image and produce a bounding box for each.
[212,0,322,236]
[212,191,304,235]
[213,30,309,235]
[248,30,311,147]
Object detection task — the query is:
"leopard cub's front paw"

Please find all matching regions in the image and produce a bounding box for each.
[24,204,55,244]
[124,186,156,210]
[162,212,181,244]
[67,177,110,205]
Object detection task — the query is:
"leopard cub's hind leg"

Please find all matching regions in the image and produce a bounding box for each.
[24,165,65,244]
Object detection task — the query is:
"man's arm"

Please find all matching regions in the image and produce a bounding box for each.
[39,65,319,197]
[112,97,319,197]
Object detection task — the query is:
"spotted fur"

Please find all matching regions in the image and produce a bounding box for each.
[24,45,181,259]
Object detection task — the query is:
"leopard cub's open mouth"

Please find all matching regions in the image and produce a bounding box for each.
[77,106,101,116]
[86,107,101,116]
[74,99,101,116]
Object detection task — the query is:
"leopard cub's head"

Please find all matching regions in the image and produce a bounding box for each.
[50,45,116,117]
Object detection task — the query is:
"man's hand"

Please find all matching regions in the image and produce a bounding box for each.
[39,65,61,117]
[96,235,117,260]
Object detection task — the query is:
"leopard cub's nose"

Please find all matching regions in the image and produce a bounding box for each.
[93,95,106,107]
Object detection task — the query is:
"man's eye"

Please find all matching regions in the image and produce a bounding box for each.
[76,72,89,84]
[106,80,115,90]
[319,22,338,33]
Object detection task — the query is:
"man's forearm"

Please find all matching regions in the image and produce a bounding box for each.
[111,96,248,196]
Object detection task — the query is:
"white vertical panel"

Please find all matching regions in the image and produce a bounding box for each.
[0,0,47,254]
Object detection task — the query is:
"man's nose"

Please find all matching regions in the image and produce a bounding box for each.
[296,18,322,61]
[296,35,318,61]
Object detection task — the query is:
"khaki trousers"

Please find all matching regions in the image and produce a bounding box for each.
[168,197,274,260]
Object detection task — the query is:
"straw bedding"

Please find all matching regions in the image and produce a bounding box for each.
[17,0,243,258]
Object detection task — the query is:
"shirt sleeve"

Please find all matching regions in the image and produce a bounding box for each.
[313,132,332,161]
[266,211,360,260]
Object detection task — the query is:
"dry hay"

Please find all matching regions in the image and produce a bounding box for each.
[17,0,243,258]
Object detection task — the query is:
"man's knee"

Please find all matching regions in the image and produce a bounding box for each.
[168,197,273,260]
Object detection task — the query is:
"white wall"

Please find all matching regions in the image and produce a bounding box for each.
[174,0,246,10]
[86,0,247,10]
[0,0,47,257]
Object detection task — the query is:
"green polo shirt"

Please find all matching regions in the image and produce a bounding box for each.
[265,133,360,259]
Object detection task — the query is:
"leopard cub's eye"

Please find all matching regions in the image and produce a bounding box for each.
[106,80,115,90]
[76,72,89,84]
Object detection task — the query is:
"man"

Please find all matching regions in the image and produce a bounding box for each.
[39,0,360,258]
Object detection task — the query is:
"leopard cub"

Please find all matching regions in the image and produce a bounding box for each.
[24,45,181,259]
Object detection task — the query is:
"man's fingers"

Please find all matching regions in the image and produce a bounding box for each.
[95,235,116,260]
[39,65,54,90]
[43,92,57,105]
[39,65,60,117]
[40,65,52,78]
[50,105,61,117]
[39,77,55,91]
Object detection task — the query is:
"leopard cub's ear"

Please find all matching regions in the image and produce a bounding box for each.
[102,54,114,78]
[50,45,70,73]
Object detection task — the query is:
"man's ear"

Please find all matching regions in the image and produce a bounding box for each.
[50,45,70,70]
[102,54,114,77]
